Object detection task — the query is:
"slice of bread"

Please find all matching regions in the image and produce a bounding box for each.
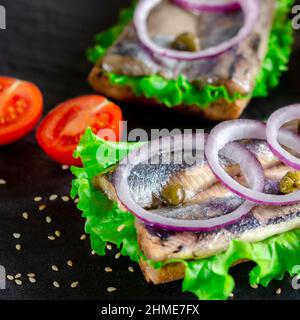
[88,70,250,121]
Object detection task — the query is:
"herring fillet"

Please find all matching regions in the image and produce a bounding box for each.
[93,140,300,263]
[94,0,274,95]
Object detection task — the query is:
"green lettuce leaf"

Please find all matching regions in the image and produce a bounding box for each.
[71,129,300,300]
[87,0,293,109]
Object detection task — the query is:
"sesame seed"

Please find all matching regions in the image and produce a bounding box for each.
[22,212,29,220]
[39,204,46,211]
[51,265,59,272]
[15,279,22,286]
[46,216,52,223]
[276,288,282,295]
[0,179,7,185]
[15,273,21,279]
[53,281,60,288]
[15,244,22,251]
[251,284,258,289]
[74,198,79,204]
[80,234,87,241]
[107,287,117,293]
[27,273,36,278]
[115,252,121,259]
[49,194,58,201]
[61,196,70,202]
[54,230,61,238]
[67,260,73,267]
[48,236,56,241]
[106,244,112,251]
[117,224,125,232]
[229,293,234,298]
[13,233,21,239]
[105,267,113,273]
[29,277,36,283]
[71,281,79,288]
[34,196,42,202]
[62,165,69,170]
[128,266,134,273]
[7,275,14,281]
[91,250,96,255]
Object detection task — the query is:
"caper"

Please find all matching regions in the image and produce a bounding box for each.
[171,32,200,52]
[279,171,300,194]
[162,183,185,206]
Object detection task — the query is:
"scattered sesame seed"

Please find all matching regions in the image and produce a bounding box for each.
[67,260,73,267]
[48,236,56,241]
[0,179,6,185]
[128,266,134,273]
[15,244,22,251]
[54,230,61,238]
[106,244,112,250]
[61,195,70,202]
[80,234,87,241]
[62,165,69,170]
[229,293,234,298]
[276,288,282,295]
[39,204,46,211]
[22,212,29,220]
[74,198,79,204]
[91,250,96,255]
[117,224,125,232]
[34,196,42,202]
[53,281,60,288]
[7,275,14,281]
[49,194,58,201]
[13,233,21,239]
[15,273,21,279]
[27,273,36,278]
[15,279,22,286]
[105,267,113,273]
[29,277,36,284]
[107,287,117,293]
[51,265,59,272]
[46,216,52,224]
[115,253,121,259]
[251,284,258,289]
[71,281,79,288]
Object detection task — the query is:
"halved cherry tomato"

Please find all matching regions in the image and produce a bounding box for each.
[0,77,43,145]
[36,95,123,166]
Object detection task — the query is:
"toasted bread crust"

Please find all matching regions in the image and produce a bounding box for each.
[88,69,249,121]
[139,259,248,285]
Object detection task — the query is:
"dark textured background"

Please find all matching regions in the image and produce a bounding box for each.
[0,0,300,300]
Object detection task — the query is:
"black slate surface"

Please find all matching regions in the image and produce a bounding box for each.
[0,0,300,300]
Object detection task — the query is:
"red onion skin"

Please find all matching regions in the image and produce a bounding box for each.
[173,0,241,13]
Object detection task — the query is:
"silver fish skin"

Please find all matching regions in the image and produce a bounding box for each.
[137,165,300,262]
[94,139,280,210]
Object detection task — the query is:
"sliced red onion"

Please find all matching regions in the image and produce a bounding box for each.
[134,0,258,61]
[173,0,240,13]
[267,104,300,170]
[114,134,263,232]
[205,120,300,206]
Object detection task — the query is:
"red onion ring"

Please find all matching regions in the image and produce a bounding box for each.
[134,0,258,61]
[267,104,300,170]
[114,134,263,232]
[173,0,240,13]
[205,120,300,206]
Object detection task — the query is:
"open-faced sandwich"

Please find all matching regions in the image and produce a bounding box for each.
[88,0,293,121]
[71,104,300,300]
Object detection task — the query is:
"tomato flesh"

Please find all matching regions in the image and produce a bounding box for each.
[0,77,43,145]
[36,95,123,166]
